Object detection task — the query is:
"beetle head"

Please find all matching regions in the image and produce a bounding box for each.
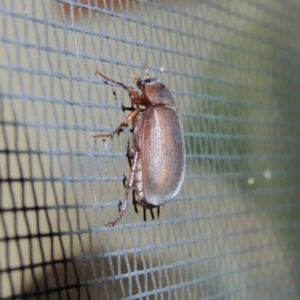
[136,77,176,107]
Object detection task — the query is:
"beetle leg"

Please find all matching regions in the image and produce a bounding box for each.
[122,173,137,212]
[142,206,159,222]
[122,175,127,188]
[92,109,140,139]
[149,209,155,220]
[142,208,155,221]
[95,70,144,105]
[157,207,160,218]
[105,150,139,226]
[133,194,139,214]
[126,142,139,215]
[126,140,133,166]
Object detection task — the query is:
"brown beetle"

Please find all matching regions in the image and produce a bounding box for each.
[93,71,185,226]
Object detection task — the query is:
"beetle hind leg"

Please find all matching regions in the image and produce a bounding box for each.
[143,207,160,221]
[149,209,155,221]
[105,150,140,226]
[126,142,140,215]
[132,192,139,215]
[105,188,130,227]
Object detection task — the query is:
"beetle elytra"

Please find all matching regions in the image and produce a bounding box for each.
[93,71,185,226]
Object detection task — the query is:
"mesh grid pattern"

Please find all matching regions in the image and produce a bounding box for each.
[1,0,300,299]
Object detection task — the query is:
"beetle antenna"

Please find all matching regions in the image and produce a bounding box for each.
[96,70,136,94]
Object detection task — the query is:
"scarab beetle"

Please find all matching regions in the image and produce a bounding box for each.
[93,71,185,226]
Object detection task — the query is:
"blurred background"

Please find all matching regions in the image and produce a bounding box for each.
[0,0,300,299]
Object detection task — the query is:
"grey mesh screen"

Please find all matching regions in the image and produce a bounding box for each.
[1,1,300,299]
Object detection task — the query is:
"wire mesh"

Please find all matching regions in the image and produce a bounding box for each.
[1,0,300,299]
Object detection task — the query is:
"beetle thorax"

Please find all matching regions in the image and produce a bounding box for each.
[137,78,176,106]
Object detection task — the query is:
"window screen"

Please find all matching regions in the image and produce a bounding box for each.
[1,1,300,299]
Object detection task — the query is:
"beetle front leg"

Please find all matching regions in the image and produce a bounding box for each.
[92,109,140,139]
[95,70,143,104]
[105,150,139,226]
